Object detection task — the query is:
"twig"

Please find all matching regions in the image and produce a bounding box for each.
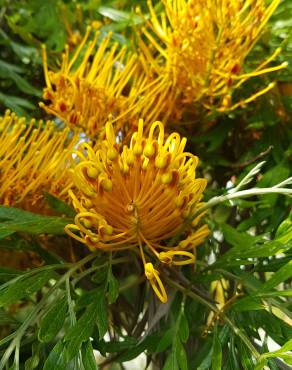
[191,186,292,222]
[230,146,273,169]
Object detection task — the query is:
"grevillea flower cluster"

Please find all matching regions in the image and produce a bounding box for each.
[0,111,77,211]
[138,0,287,118]
[65,119,209,302]
[40,27,167,140]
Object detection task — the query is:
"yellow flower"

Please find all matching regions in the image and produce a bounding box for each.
[65,119,209,302]
[40,27,154,139]
[0,110,77,211]
[138,0,287,117]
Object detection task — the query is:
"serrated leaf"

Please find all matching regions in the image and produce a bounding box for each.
[39,296,67,343]
[0,270,55,307]
[91,265,108,284]
[65,298,102,360]
[75,289,99,310]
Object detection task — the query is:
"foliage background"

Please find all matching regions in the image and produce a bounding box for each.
[0,0,291,369]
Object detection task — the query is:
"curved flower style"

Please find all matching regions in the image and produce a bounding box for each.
[0,111,77,210]
[65,119,209,302]
[138,0,287,117]
[40,27,158,139]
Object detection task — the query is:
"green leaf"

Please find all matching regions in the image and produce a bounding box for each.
[275,213,292,242]
[98,7,130,22]
[75,289,100,310]
[260,260,292,292]
[0,309,18,325]
[4,67,41,96]
[237,339,255,370]
[39,296,67,343]
[97,6,142,24]
[0,206,72,236]
[176,339,188,370]
[91,265,108,284]
[221,224,255,248]
[115,334,161,362]
[43,341,67,370]
[195,326,230,370]
[107,269,119,304]
[0,237,31,250]
[0,229,15,239]
[232,297,264,311]
[156,328,174,352]
[257,164,290,188]
[213,205,232,224]
[211,326,222,370]
[96,287,108,339]
[24,353,39,370]
[24,342,40,370]
[0,270,55,307]
[44,193,76,217]
[98,337,138,354]
[0,267,21,283]
[0,92,35,115]
[65,300,100,360]
[178,312,189,343]
[81,341,98,370]
[163,351,179,370]
[255,339,292,370]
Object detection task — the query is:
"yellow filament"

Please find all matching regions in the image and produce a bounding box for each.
[145,262,168,303]
[66,119,208,303]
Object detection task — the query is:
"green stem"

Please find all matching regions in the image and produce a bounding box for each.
[66,277,76,326]
[165,277,260,359]
[0,253,97,370]
[71,257,131,286]
[191,187,292,221]
[169,186,292,246]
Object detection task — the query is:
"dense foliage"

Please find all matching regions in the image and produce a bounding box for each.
[0,0,291,369]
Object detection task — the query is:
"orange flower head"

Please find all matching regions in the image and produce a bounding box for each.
[0,110,78,210]
[40,27,154,139]
[138,0,287,117]
[65,119,209,302]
